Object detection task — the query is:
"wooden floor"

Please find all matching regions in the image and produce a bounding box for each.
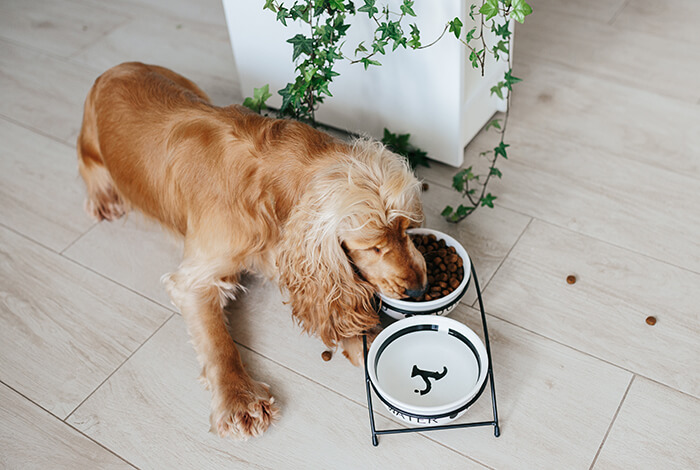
[1,0,699,468]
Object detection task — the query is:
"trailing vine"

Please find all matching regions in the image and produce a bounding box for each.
[245,0,532,222]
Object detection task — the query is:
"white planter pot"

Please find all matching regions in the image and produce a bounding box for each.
[223,1,511,167]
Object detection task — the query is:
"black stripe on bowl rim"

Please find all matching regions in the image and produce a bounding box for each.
[378,274,471,317]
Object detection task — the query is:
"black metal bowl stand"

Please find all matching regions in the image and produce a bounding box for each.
[362,261,500,446]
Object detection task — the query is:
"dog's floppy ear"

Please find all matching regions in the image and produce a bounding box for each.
[277,175,379,348]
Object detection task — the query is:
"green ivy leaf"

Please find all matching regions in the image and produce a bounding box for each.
[480,193,497,208]
[287,34,315,61]
[243,84,272,113]
[290,3,310,21]
[456,205,472,217]
[490,83,504,99]
[485,119,502,130]
[448,17,463,39]
[479,0,499,21]
[493,40,508,58]
[372,39,387,54]
[358,0,378,17]
[329,0,346,11]
[354,41,367,55]
[494,20,511,38]
[490,167,503,178]
[441,206,454,217]
[254,83,272,103]
[511,0,533,23]
[392,36,407,51]
[263,0,275,12]
[469,4,476,21]
[408,23,421,48]
[465,27,476,43]
[382,128,430,169]
[242,97,256,111]
[504,69,522,90]
[494,141,510,159]
[452,169,467,191]
[276,6,288,26]
[360,57,382,69]
[400,0,416,17]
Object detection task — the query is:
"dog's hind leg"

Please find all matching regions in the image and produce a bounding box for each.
[77,86,127,222]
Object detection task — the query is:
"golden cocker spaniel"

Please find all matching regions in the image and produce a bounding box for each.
[77,62,428,440]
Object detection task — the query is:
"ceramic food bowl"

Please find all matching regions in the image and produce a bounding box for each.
[378,228,471,319]
[366,315,488,426]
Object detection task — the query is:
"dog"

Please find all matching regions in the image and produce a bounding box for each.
[77,62,428,440]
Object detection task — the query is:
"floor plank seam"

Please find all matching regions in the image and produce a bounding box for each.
[481,310,700,401]
[516,51,698,110]
[0,381,140,469]
[232,342,495,468]
[588,374,635,470]
[59,252,179,313]
[421,176,700,278]
[608,0,632,25]
[59,221,99,255]
[0,35,81,64]
[65,14,135,61]
[0,379,64,421]
[0,221,63,256]
[470,217,533,308]
[63,312,176,422]
[0,113,77,149]
[66,0,228,28]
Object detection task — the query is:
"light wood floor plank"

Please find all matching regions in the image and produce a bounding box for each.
[0,39,98,143]
[594,377,700,469]
[68,315,488,470]
[527,0,627,23]
[68,11,241,106]
[516,6,700,102]
[613,0,700,44]
[0,384,133,469]
[74,0,229,27]
[0,119,94,252]
[0,226,172,418]
[0,0,129,58]
[508,61,700,180]
[482,220,700,398]
[64,216,182,310]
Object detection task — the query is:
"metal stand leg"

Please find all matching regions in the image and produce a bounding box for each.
[362,260,500,446]
[471,263,500,438]
[363,335,379,446]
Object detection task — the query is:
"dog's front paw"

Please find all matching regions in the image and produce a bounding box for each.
[340,329,381,367]
[210,380,279,440]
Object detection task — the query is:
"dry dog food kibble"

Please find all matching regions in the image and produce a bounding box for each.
[321,350,333,361]
[408,234,464,302]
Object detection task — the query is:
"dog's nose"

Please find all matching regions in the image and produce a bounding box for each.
[405,283,429,299]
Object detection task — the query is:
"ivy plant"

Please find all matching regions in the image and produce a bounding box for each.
[245,0,532,222]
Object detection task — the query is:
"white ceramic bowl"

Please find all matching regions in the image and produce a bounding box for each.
[367,315,489,426]
[378,228,471,319]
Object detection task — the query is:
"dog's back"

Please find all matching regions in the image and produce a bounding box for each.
[78,62,343,238]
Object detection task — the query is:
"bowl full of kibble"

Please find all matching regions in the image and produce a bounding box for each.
[379,228,471,319]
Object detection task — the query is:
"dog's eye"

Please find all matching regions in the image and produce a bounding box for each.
[373,247,381,253]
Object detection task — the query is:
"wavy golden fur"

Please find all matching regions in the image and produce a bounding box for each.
[77,62,427,440]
